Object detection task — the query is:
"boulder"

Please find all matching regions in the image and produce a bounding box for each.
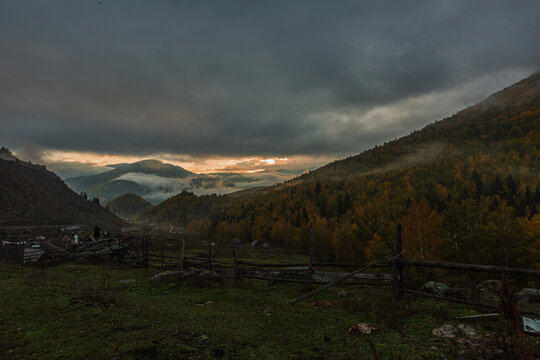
[432,324,457,338]
[117,279,136,284]
[476,280,501,295]
[149,270,180,282]
[420,281,449,296]
[517,288,540,303]
[433,324,476,339]
[456,324,477,337]
[180,267,223,282]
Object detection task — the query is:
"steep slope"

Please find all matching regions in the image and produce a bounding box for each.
[0,149,122,225]
[140,71,540,269]
[294,71,540,183]
[107,193,152,220]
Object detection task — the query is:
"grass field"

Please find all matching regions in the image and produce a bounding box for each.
[0,263,538,359]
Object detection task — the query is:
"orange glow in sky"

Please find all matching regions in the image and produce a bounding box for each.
[40,150,331,174]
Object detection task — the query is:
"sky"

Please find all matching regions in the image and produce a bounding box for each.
[1,1,540,177]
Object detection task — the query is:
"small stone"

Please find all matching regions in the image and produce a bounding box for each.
[432,324,457,338]
[348,323,378,335]
[149,270,180,282]
[117,279,136,284]
[338,289,348,297]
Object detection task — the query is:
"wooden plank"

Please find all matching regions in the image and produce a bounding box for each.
[180,238,185,271]
[392,225,403,300]
[313,271,391,280]
[456,313,500,320]
[233,246,239,282]
[243,274,390,286]
[399,259,540,277]
[308,223,313,290]
[236,260,392,268]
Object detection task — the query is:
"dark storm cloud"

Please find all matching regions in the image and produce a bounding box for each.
[1,1,539,158]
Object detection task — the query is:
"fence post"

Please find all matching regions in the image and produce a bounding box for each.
[308,223,314,290]
[233,246,239,283]
[142,236,149,269]
[180,237,185,272]
[392,224,403,300]
[160,246,164,268]
[208,241,212,270]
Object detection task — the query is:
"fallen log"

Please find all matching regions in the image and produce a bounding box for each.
[289,255,397,305]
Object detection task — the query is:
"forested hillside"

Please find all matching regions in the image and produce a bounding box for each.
[141,72,540,269]
[0,148,122,225]
[107,193,152,220]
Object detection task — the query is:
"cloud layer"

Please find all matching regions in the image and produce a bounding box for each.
[1,1,540,163]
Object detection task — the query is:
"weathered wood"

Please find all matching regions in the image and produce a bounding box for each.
[313,271,392,281]
[236,261,309,267]
[313,262,392,268]
[243,274,390,286]
[456,313,500,320]
[233,246,239,282]
[289,256,394,305]
[180,238,185,272]
[392,225,403,300]
[399,259,540,277]
[207,241,212,270]
[235,260,392,268]
[308,223,313,290]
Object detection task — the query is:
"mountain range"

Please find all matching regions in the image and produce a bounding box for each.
[65,160,304,204]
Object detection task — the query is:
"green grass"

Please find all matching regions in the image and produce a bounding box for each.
[0,264,537,359]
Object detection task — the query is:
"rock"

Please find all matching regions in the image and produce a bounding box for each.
[117,279,136,284]
[443,287,469,299]
[179,267,223,282]
[432,324,457,339]
[476,280,501,295]
[196,300,215,306]
[517,288,540,303]
[432,324,476,339]
[338,289,348,297]
[348,323,378,335]
[149,270,180,282]
[457,324,477,337]
[312,275,332,283]
[421,281,449,296]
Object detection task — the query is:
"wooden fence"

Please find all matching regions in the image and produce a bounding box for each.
[140,227,540,316]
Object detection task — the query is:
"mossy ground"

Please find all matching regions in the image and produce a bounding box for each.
[0,263,538,359]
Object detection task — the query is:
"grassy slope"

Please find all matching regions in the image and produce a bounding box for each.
[2,264,538,359]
